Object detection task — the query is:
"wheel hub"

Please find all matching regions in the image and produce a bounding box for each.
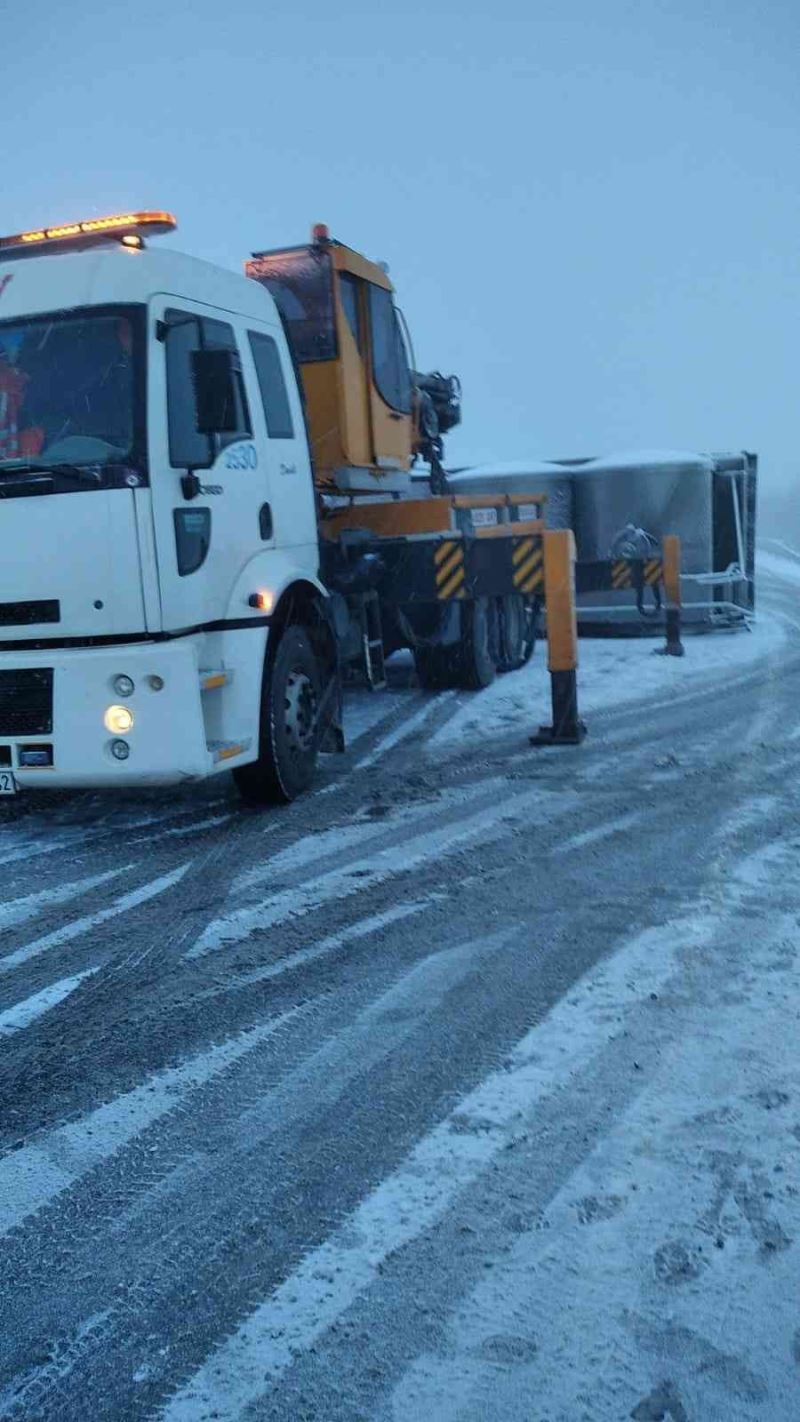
[284,671,317,756]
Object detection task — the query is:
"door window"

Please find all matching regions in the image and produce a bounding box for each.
[164,310,251,468]
[368,285,412,414]
[248,332,294,439]
[339,273,363,353]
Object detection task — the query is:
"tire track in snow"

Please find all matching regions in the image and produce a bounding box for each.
[551,811,643,854]
[159,913,715,1422]
[233,778,502,896]
[0,968,98,1037]
[127,812,234,845]
[0,866,126,932]
[0,803,232,872]
[0,1006,302,1238]
[0,864,190,974]
[2,929,516,1415]
[355,693,455,770]
[196,895,445,1000]
[188,785,578,959]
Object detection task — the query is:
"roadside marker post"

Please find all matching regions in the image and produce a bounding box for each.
[661,535,684,657]
[531,529,587,746]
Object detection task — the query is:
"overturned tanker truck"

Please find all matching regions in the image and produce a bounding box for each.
[448,449,757,633]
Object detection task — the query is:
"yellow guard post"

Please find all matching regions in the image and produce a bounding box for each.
[531,529,586,745]
[661,534,684,657]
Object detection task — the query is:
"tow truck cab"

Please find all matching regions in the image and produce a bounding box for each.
[0,212,325,792]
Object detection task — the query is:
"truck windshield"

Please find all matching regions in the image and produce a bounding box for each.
[0,305,142,480]
[246,249,336,363]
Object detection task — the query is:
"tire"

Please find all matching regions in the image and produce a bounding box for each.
[413,644,457,690]
[454,597,497,690]
[233,625,321,806]
[497,594,537,672]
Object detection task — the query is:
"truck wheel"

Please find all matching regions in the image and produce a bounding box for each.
[497,594,536,672]
[455,597,497,689]
[233,625,321,805]
[413,645,457,690]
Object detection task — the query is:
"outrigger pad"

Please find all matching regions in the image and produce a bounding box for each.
[530,720,587,746]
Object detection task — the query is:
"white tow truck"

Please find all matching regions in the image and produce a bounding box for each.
[0,210,544,802]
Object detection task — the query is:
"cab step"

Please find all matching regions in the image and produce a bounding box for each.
[200,668,233,692]
[208,738,252,764]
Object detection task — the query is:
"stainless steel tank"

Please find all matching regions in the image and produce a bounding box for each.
[446,460,574,529]
[567,449,715,626]
[570,449,713,563]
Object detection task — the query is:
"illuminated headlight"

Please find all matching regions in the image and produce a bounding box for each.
[112,674,135,697]
[110,739,130,761]
[104,705,134,734]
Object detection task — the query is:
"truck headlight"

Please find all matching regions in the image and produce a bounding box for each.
[110,739,130,761]
[104,705,134,734]
[112,674,135,697]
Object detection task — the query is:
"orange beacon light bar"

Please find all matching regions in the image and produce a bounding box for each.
[0,210,177,254]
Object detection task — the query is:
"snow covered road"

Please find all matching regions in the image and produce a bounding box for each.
[1,554,799,1420]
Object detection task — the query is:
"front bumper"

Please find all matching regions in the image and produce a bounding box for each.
[0,638,212,789]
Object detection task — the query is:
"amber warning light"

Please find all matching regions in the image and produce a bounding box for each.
[0,210,177,254]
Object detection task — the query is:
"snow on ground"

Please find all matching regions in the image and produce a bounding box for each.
[391,907,800,1422]
[429,614,786,755]
[758,546,800,584]
[162,817,800,1421]
[343,544,796,762]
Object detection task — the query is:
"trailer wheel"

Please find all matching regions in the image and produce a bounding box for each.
[496,594,537,672]
[233,625,321,805]
[454,597,497,689]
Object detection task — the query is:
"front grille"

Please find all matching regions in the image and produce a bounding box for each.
[0,600,60,627]
[0,668,53,735]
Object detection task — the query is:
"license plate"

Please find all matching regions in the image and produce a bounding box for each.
[0,770,17,795]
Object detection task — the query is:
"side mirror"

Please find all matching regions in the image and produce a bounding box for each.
[191,348,240,434]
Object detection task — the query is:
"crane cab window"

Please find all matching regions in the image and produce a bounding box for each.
[368,285,412,414]
[164,310,251,469]
[248,332,294,439]
[339,273,363,353]
[248,250,337,364]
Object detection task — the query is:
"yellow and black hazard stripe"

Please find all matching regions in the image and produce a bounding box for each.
[512,536,544,595]
[434,539,467,600]
[610,557,663,590]
[644,557,662,587]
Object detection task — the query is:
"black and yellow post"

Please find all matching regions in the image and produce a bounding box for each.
[662,534,684,657]
[531,529,587,746]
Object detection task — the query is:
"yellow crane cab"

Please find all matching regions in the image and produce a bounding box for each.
[246,225,460,496]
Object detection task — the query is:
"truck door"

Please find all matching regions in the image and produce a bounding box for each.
[243,319,318,561]
[149,300,273,633]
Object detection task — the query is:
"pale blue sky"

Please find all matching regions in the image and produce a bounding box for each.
[4,0,798,487]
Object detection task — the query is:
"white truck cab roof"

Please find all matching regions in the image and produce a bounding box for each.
[0,243,280,324]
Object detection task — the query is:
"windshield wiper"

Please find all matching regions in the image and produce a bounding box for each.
[0,460,103,486]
